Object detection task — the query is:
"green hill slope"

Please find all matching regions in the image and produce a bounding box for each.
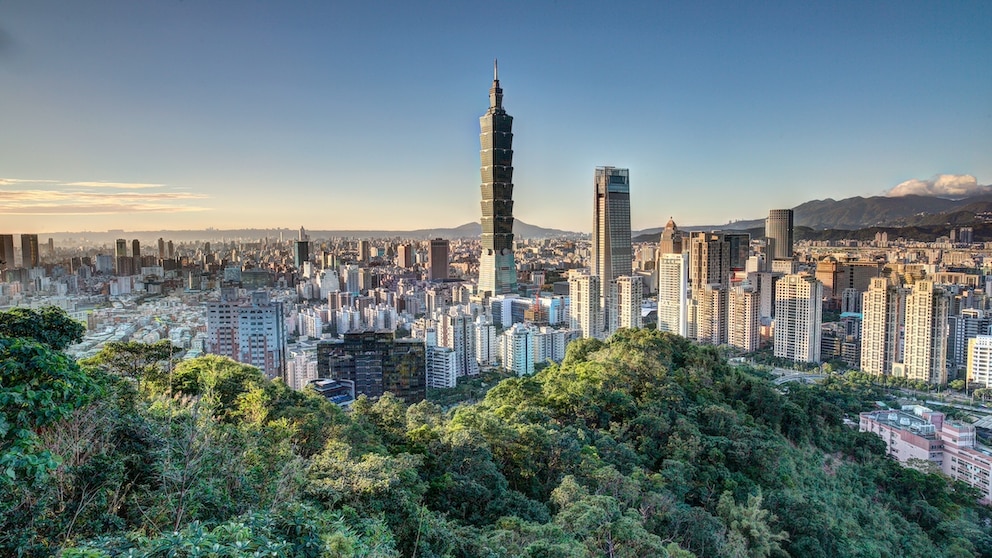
[3,309,990,557]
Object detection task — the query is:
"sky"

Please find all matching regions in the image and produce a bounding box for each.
[1,1,991,234]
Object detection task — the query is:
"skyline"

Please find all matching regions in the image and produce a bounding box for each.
[2,1,991,234]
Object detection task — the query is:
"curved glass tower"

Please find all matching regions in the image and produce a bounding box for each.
[478,60,517,296]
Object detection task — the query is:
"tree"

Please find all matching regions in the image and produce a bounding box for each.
[0,306,85,350]
[81,340,180,392]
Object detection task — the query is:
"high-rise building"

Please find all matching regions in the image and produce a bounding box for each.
[115,238,128,258]
[656,252,689,336]
[501,322,535,376]
[766,209,794,261]
[773,274,823,363]
[397,244,414,268]
[475,316,499,367]
[294,226,310,269]
[318,331,426,403]
[613,275,643,331]
[592,166,632,329]
[426,346,458,389]
[688,232,732,344]
[21,234,39,268]
[440,308,478,377]
[0,234,14,270]
[477,61,518,296]
[206,289,287,379]
[968,335,992,388]
[903,281,950,385]
[728,283,761,352]
[568,270,603,339]
[131,239,140,258]
[657,218,683,256]
[157,237,166,260]
[428,238,450,281]
[948,309,992,372]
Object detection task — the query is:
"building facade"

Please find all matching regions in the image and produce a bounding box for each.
[773,273,823,363]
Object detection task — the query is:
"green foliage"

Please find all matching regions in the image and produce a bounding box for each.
[80,340,180,391]
[0,306,85,350]
[8,320,992,557]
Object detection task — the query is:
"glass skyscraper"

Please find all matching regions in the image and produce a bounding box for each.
[478,61,517,296]
[592,166,632,332]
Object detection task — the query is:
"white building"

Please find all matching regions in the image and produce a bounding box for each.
[728,283,760,352]
[427,345,458,388]
[613,275,643,332]
[475,316,498,367]
[860,277,906,377]
[773,274,822,364]
[656,252,688,336]
[206,289,286,379]
[968,335,992,388]
[501,322,535,376]
[903,281,950,384]
[568,270,603,339]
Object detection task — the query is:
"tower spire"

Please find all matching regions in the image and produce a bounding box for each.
[494,58,498,81]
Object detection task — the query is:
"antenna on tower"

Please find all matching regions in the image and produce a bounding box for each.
[494,58,498,81]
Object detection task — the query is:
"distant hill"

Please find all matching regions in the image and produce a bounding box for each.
[43,220,580,243]
[633,193,992,239]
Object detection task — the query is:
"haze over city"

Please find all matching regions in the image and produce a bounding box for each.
[2,1,991,233]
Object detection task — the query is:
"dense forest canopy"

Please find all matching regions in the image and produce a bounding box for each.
[2,307,991,557]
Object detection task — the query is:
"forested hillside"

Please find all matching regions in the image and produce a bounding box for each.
[3,307,991,557]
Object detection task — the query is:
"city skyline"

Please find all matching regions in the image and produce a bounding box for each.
[2,1,991,233]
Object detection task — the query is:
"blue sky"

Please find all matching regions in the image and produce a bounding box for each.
[1,0,990,233]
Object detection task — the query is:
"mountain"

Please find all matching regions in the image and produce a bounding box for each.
[633,193,992,240]
[43,220,581,243]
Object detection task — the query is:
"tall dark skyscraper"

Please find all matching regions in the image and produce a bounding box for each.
[0,234,14,270]
[592,166,632,332]
[766,209,794,260]
[21,234,39,268]
[478,60,517,296]
[428,238,450,281]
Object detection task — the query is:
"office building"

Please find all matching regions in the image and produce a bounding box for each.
[428,238,450,281]
[21,234,39,268]
[318,331,426,403]
[397,244,414,268]
[0,234,13,270]
[295,227,310,269]
[477,61,518,296]
[688,232,732,344]
[657,218,683,256]
[157,237,166,260]
[206,289,287,379]
[132,239,141,258]
[949,309,992,372]
[568,269,603,339]
[592,166,632,329]
[860,277,906,377]
[773,273,822,363]
[766,209,794,261]
[903,281,950,384]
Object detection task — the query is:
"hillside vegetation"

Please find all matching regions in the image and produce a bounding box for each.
[3,307,991,557]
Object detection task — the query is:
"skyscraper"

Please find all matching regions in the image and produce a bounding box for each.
[860,277,906,377]
[428,238,450,281]
[903,281,950,384]
[657,252,689,336]
[613,275,643,330]
[478,61,518,296]
[658,218,683,256]
[568,269,603,339]
[687,232,732,344]
[21,234,39,268]
[132,239,141,258]
[773,273,823,363]
[206,289,287,380]
[592,167,632,325]
[766,209,794,261]
[0,234,14,270]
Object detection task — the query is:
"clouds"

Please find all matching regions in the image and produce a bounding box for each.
[886,174,992,198]
[0,178,208,215]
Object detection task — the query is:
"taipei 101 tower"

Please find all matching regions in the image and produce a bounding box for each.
[478,60,518,296]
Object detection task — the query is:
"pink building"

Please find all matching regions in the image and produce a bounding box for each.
[860,406,992,503]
